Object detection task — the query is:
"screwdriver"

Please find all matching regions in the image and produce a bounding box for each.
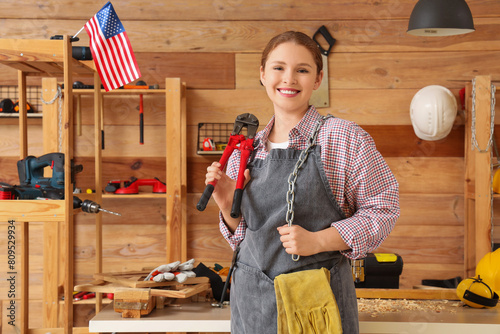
[73,197,121,216]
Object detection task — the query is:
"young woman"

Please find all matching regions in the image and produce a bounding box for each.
[204,31,400,333]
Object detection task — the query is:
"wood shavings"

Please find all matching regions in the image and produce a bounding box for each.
[358,298,462,318]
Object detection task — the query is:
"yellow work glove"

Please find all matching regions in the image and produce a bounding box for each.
[274,267,342,334]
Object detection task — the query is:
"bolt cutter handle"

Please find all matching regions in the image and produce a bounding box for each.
[196,113,259,214]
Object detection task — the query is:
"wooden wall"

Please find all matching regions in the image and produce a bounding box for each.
[1,0,500,329]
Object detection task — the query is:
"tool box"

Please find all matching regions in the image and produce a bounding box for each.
[351,253,403,289]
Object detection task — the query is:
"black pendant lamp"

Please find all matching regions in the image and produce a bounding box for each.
[407,0,475,36]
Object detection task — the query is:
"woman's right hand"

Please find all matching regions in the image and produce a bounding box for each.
[205,161,251,232]
[205,161,236,212]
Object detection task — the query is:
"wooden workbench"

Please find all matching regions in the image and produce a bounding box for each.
[89,301,500,334]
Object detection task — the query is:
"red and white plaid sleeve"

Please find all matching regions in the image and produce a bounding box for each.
[318,116,400,259]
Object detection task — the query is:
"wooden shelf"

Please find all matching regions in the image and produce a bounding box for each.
[0,113,42,118]
[0,39,94,77]
[103,193,167,199]
[196,150,224,155]
[74,88,165,95]
[0,200,65,221]
[69,298,112,305]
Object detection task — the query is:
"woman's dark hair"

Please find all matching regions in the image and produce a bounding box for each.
[261,31,323,75]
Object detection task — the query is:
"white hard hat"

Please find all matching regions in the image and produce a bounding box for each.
[410,85,457,141]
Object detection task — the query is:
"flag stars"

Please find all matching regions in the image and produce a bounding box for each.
[97,2,124,39]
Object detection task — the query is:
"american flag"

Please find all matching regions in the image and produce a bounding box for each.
[84,2,141,91]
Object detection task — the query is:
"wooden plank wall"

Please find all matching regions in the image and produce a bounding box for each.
[1,0,500,328]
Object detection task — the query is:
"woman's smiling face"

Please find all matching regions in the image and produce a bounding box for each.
[260,41,323,115]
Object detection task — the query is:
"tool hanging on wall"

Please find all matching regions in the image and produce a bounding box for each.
[139,93,144,144]
[101,95,105,150]
[121,80,160,144]
[310,25,336,108]
[196,113,259,218]
[121,83,160,90]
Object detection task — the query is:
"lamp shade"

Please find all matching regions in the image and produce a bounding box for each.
[407,0,475,36]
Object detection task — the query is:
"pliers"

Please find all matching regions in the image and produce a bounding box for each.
[197,113,259,218]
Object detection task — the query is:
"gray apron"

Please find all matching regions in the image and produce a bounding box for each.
[230,121,359,333]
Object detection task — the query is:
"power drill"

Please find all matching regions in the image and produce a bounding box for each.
[1,153,120,216]
[16,153,67,199]
[73,197,121,216]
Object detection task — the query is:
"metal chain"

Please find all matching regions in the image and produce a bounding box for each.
[471,78,496,153]
[40,85,63,152]
[286,115,331,261]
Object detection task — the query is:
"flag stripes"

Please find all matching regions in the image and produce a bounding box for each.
[84,2,140,91]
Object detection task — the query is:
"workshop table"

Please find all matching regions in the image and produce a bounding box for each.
[90,302,500,333]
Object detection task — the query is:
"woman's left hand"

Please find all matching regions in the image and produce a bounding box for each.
[277,224,320,257]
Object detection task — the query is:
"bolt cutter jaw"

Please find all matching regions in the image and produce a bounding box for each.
[232,113,259,139]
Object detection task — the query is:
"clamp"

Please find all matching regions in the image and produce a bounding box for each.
[197,113,259,218]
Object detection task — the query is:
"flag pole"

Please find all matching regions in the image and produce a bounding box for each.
[73,26,85,40]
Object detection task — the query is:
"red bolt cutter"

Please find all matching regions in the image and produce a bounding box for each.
[197,113,259,218]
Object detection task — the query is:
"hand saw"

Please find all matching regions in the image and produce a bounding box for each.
[310,26,336,108]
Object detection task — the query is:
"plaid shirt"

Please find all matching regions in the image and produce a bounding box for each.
[219,106,400,259]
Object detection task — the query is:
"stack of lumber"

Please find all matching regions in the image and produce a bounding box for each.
[74,270,211,318]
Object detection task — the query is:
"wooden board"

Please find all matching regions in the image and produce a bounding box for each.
[186,88,472,126]
[75,270,212,318]
[237,52,500,90]
[189,157,465,194]
[93,271,209,289]
[1,1,500,22]
[114,288,156,318]
[47,88,500,128]
[1,18,500,54]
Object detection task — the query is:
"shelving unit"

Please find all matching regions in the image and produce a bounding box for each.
[0,36,94,333]
[464,75,496,278]
[70,77,187,323]
[72,78,187,263]
[0,37,187,332]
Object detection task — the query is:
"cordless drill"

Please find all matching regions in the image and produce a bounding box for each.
[1,153,120,216]
[73,196,121,216]
[16,153,66,199]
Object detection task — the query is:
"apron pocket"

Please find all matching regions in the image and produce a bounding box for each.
[327,256,359,334]
[231,262,277,334]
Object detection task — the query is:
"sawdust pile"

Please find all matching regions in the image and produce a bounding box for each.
[358,299,462,318]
